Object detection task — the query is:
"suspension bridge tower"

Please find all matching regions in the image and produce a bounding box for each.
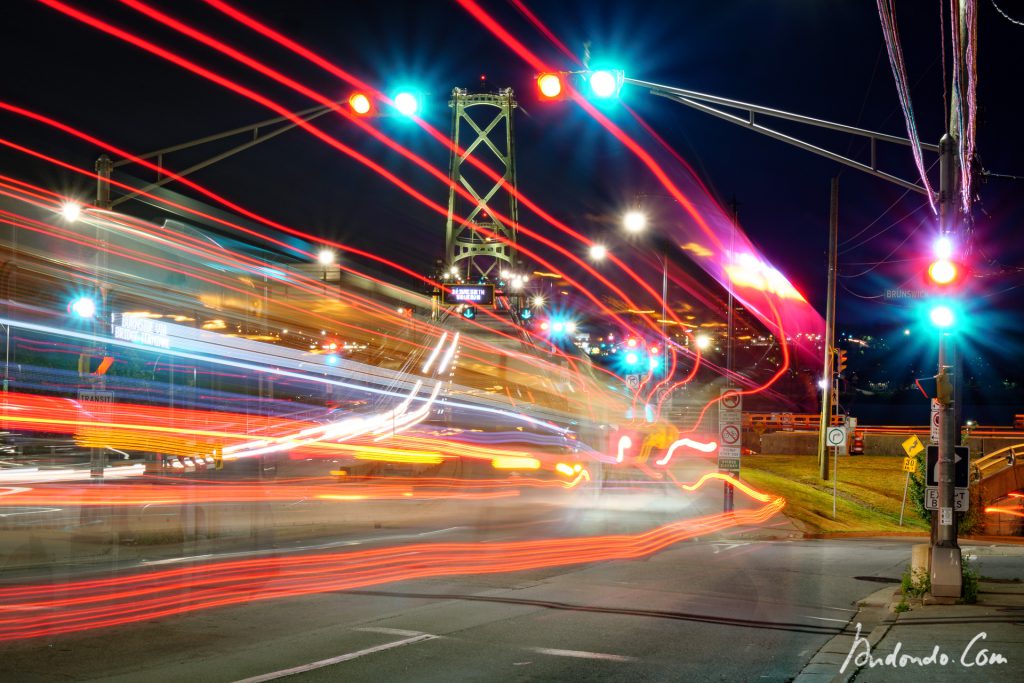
[444,87,520,281]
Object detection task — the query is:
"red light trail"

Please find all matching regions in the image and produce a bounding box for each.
[0,475,784,641]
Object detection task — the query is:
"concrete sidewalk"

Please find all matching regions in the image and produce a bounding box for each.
[796,576,1024,682]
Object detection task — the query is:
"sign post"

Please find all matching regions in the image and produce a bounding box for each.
[825,426,846,518]
[79,389,114,480]
[718,388,742,512]
[899,435,924,526]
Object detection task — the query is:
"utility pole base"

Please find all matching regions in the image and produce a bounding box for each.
[930,546,962,597]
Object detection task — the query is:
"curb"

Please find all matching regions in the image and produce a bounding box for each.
[793,585,897,683]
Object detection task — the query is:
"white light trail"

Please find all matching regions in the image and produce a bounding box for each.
[420,332,448,374]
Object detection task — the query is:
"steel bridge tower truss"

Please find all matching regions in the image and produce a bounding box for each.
[445,88,519,281]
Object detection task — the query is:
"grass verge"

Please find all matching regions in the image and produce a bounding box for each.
[742,455,930,534]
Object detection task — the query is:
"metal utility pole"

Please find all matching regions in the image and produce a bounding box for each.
[816,178,839,481]
[724,199,739,513]
[931,133,961,597]
[89,155,113,482]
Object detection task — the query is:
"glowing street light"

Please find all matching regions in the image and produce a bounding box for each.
[61,201,82,222]
[623,210,647,234]
[695,334,711,350]
[69,296,96,319]
[532,295,545,308]
[588,244,608,261]
[317,249,336,266]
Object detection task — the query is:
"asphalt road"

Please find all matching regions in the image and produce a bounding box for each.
[3,456,1021,682]
[0,533,929,680]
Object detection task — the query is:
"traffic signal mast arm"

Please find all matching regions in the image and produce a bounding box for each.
[622,77,937,197]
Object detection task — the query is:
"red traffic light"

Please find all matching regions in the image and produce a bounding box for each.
[927,259,958,286]
[537,73,564,99]
[348,92,372,115]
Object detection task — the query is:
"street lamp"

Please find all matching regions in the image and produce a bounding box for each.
[61,201,82,222]
[623,210,647,234]
[317,249,335,284]
[619,208,669,360]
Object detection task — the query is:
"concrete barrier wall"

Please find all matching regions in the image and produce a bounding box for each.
[758,431,1024,457]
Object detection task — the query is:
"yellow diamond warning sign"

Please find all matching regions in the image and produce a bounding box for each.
[901,435,924,458]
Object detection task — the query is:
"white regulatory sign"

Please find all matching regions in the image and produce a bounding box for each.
[825,426,847,448]
[924,486,969,511]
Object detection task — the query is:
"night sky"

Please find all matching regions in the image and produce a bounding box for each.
[3,1,1022,373]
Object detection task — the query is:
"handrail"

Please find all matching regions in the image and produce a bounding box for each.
[971,442,1022,483]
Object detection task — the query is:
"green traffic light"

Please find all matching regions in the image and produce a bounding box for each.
[929,305,955,328]
[588,70,622,99]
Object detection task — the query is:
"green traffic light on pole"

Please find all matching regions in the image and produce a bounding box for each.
[929,304,955,328]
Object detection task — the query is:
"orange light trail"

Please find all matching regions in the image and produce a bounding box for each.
[984,506,1024,518]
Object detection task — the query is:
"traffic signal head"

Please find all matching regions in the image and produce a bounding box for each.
[928,259,958,285]
[836,349,848,374]
[929,304,955,328]
[520,308,533,320]
[925,235,964,288]
[537,73,564,99]
[587,69,623,99]
[392,90,420,117]
[462,305,476,320]
[348,92,372,115]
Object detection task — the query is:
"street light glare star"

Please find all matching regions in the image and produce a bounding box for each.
[589,244,608,261]
[318,249,335,266]
[623,210,647,233]
[61,201,82,222]
[695,334,711,350]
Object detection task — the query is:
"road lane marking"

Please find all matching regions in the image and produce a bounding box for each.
[233,633,439,682]
[710,541,750,554]
[804,616,849,623]
[355,627,429,637]
[525,647,636,662]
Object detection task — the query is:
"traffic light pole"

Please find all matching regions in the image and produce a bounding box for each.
[931,133,961,597]
[816,178,839,481]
